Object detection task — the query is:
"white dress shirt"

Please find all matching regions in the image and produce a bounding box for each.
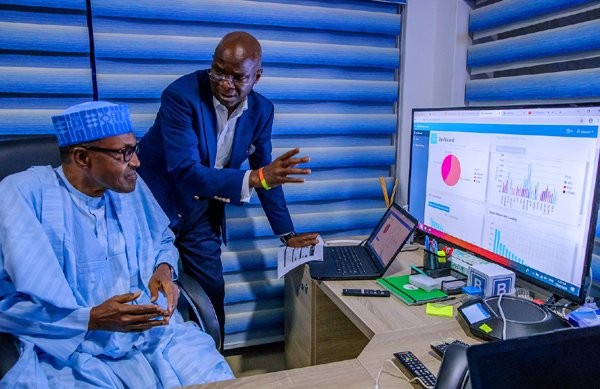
[213,96,253,202]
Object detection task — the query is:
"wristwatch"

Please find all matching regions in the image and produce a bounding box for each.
[280,231,297,245]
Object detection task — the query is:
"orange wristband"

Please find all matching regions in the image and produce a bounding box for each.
[258,167,271,190]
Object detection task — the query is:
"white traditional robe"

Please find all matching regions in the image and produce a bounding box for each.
[0,166,234,388]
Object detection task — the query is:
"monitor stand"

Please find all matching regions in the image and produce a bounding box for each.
[483,295,570,340]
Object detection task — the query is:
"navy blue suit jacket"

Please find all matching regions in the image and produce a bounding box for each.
[138,70,294,237]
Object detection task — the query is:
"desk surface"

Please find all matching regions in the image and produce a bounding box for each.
[193,246,478,388]
[193,326,477,389]
[316,246,461,339]
[190,359,375,389]
[358,323,476,388]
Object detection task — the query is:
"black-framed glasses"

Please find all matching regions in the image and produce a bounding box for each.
[208,69,253,87]
[81,143,139,163]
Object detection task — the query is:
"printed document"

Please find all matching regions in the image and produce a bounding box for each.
[277,236,324,278]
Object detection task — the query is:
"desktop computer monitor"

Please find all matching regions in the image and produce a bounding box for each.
[466,325,600,388]
[408,104,600,304]
[436,325,600,388]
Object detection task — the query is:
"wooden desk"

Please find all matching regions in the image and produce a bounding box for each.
[188,359,375,389]
[357,323,477,388]
[191,324,477,389]
[192,246,478,388]
[284,264,370,367]
[284,247,466,368]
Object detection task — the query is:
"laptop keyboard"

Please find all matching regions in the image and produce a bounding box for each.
[330,247,367,275]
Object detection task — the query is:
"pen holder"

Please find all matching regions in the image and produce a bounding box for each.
[423,249,451,272]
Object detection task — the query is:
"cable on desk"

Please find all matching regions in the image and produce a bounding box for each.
[497,293,507,340]
[375,359,418,389]
[543,300,577,319]
[586,265,594,304]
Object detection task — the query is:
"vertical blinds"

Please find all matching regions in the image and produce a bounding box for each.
[0,0,403,349]
[89,0,403,349]
[0,0,92,135]
[466,0,600,294]
[466,0,600,104]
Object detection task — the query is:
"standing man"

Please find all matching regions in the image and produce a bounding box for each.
[137,31,319,340]
[0,101,233,387]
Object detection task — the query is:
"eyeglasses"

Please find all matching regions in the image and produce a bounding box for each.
[81,143,139,163]
[208,69,253,87]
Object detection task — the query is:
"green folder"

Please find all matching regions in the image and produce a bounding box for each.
[377,275,449,306]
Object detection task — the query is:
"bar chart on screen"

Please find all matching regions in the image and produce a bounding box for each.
[488,151,586,222]
[482,212,579,282]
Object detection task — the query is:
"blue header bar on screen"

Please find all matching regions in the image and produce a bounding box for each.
[413,122,598,138]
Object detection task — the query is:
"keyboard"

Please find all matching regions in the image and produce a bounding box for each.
[329,247,367,275]
[430,339,470,358]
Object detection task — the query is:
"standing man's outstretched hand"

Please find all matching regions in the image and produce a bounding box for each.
[250,148,311,189]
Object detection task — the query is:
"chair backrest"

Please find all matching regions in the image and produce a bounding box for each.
[0,332,19,380]
[0,136,61,180]
[0,136,61,378]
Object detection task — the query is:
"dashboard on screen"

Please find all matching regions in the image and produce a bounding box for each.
[408,104,600,304]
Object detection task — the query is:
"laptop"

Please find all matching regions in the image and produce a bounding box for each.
[309,203,418,280]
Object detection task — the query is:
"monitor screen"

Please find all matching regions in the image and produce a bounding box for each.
[408,104,600,304]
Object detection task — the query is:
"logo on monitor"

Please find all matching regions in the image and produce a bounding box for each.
[431,133,438,144]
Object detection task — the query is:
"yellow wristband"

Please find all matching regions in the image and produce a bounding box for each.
[258,167,271,190]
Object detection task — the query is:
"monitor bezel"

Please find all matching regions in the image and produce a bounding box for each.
[407,102,600,305]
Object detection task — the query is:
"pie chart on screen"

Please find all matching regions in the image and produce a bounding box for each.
[441,154,461,186]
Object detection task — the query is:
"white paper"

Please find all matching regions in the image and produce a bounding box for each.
[277,236,324,278]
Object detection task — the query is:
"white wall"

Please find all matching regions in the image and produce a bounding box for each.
[396,0,471,206]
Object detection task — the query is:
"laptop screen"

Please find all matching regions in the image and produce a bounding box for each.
[367,205,418,269]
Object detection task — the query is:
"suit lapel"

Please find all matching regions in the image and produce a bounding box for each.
[198,72,218,167]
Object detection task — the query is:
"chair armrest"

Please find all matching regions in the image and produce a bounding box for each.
[177,272,221,350]
[0,332,19,379]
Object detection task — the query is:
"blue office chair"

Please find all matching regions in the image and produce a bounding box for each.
[0,136,221,379]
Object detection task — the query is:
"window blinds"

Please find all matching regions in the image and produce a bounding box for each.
[466,0,600,105]
[467,0,600,295]
[0,1,403,348]
[90,0,403,349]
[0,0,92,135]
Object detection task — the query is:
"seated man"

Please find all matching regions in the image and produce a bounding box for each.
[0,101,234,387]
